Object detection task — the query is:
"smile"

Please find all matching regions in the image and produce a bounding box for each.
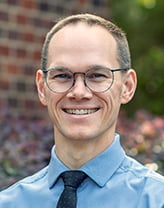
[64,108,99,115]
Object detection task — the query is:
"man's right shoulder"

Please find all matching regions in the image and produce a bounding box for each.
[0,166,49,194]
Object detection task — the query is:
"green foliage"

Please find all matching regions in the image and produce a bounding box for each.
[111,0,164,115]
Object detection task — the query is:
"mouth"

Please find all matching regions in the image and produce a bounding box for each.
[63,108,99,115]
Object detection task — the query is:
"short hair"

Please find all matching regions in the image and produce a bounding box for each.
[41,13,131,71]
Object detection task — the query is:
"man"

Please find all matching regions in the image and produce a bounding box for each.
[0,13,164,208]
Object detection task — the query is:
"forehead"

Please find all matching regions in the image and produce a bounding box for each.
[49,22,117,47]
[47,23,118,68]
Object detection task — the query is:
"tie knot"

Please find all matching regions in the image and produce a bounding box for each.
[61,170,87,189]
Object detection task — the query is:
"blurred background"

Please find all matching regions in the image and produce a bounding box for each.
[0,0,164,190]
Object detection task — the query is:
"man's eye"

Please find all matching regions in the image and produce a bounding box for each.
[88,73,107,79]
[50,73,72,80]
[56,74,71,79]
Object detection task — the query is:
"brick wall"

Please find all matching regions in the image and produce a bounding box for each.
[0,0,109,118]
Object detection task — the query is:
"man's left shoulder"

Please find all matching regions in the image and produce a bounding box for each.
[145,169,164,187]
[125,156,164,185]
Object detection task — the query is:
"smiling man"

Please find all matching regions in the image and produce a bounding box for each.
[0,14,164,208]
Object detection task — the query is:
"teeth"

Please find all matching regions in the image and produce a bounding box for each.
[65,109,98,115]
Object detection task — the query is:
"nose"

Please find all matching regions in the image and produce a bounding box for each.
[66,75,93,100]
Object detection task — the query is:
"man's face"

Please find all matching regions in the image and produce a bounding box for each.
[37,23,136,144]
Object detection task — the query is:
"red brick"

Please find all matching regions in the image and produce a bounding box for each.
[33,35,45,44]
[24,99,38,109]
[79,0,87,4]
[21,0,36,9]
[21,32,35,42]
[0,46,10,56]
[15,48,27,58]
[31,17,52,29]
[7,64,20,74]
[0,79,10,90]
[16,14,29,24]
[33,50,41,61]
[22,65,35,76]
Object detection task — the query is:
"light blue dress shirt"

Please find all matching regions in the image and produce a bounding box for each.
[0,134,164,208]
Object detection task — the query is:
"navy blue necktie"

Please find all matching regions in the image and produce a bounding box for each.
[57,170,87,208]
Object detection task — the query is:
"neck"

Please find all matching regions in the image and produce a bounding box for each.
[54,130,115,169]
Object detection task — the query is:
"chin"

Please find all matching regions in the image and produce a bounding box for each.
[65,130,94,141]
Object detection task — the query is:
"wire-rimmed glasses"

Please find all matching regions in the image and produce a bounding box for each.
[42,66,128,93]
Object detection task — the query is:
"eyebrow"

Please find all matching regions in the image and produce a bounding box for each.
[47,64,110,72]
[47,66,70,71]
[88,65,111,71]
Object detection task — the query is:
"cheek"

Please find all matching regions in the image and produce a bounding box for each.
[108,86,122,101]
[45,92,62,117]
[103,85,122,110]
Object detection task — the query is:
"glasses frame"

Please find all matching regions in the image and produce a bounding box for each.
[42,67,129,93]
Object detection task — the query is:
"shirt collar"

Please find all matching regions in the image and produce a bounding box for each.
[48,134,125,188]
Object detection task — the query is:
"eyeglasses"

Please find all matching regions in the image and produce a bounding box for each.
[42,66,128,93]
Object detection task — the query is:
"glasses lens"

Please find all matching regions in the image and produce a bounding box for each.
[46,69,74,93]
[45,68,114,93]
[86,68,113,92]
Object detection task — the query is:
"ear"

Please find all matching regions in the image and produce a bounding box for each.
[36,69,47,106]
[121,69,137,104]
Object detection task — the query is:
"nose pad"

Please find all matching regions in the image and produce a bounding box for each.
[72,75,87,90]
[71,72,85,88]
[67,74,92,99]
